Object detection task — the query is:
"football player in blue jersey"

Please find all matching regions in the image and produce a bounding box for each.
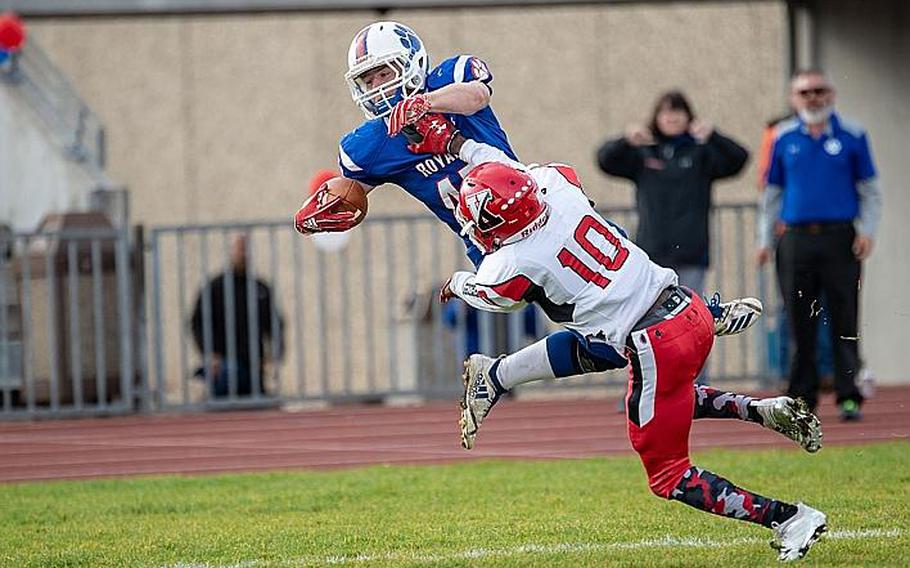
[294,21,516,266]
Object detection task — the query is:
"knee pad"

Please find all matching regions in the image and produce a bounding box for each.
[576,343,611,373]
[546,330,627,378]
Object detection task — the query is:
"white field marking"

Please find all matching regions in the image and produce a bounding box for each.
[159,528,902,568]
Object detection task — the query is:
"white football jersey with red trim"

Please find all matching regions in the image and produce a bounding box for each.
[449,162,676,351]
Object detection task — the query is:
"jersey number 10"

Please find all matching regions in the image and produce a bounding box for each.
[557,215,629,288]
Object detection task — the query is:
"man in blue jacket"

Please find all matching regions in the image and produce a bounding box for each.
[758,69,883,421]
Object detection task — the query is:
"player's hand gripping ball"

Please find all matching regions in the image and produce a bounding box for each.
[294,178,368,234]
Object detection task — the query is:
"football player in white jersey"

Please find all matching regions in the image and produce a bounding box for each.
[404,114,827,562]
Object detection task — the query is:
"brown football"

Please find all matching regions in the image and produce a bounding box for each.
[323,177,368,228]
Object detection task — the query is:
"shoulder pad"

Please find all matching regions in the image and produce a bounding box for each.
[545,163,583,188]
[530,163,584,192]
[427,55,493,91]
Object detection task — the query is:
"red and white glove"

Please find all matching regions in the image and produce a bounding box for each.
[406,113,460,155]
[387,94,432,136]
[439,277,455,304]
[293,188,359,235]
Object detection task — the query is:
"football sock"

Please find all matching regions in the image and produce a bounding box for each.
[693,385,763,422]
[495,331,625,391]
[670,466,798,528]
[494,337,555,391]
[487,359,506,394]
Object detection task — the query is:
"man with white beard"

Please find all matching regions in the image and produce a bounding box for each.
[757,69,883,421]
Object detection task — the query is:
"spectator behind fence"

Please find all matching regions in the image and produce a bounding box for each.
[191,234,284,398]
[596,90,749,296]
[757,69,883,421]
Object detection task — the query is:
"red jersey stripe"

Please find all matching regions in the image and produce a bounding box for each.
[490,275,534,302]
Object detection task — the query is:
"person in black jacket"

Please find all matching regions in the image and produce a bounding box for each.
[191,234,284,398]
[596,91,749,295]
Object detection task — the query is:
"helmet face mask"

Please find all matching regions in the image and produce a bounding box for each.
[456,163,549,255]
[455,193,500,254]
[347,55,414,119]
[345,22,429,120]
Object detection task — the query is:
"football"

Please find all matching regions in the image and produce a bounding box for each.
[323,177,368,228]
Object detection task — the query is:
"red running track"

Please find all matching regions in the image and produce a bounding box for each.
[0,386,907,483]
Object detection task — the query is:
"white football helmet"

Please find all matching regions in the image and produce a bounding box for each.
[345,21,430,120]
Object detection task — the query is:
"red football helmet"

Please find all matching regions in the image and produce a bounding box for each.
[455,162,549,254]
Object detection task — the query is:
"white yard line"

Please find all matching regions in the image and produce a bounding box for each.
[163,528,902,568]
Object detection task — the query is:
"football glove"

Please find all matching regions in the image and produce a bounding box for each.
[293,188,359,234]
[439,277,455,303]
[387,94,432,136]
[406,114,460,155]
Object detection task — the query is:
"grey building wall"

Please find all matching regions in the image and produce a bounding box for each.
[27,2,786,225]
[813,0,910,383]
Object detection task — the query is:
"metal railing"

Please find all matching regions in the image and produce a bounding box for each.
[0,203,772,418]
[144,203,772,412]
[0,227,137,418]
[1,41,107,175]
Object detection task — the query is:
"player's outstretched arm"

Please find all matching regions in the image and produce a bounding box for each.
[425,81,491,115]
[442,271,527,313]
[404,114,526,173]
[455,137,525,171]
[388,82,491,136]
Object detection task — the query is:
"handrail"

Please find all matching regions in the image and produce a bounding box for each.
[1,40,110,185]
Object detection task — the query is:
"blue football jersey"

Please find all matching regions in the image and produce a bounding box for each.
[338,55,517,266]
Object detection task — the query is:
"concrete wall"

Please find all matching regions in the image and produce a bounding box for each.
[27,2,787,225]
[814,0,910,383]
[0,84,97,231]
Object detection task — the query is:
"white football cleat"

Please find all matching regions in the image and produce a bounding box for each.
[708,293,763,337]
[771,503,827,562]
[754,396,823,453]
[459,354,504,450]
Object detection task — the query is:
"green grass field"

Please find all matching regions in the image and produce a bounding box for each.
[1,442,908,567]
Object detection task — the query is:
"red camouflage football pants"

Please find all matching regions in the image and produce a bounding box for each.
[625,293,715,498]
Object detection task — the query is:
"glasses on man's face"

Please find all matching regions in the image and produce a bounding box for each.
[797,87,831,98]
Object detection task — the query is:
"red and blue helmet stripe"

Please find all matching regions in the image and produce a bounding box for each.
[353,28,369,62]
